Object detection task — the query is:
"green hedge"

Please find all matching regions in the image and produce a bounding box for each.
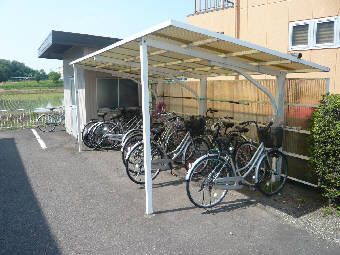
[310,94,340,204]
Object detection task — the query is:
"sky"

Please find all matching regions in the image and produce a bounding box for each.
[0,0,193,72]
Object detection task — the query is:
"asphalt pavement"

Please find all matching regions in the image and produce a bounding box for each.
[0,129,339,255]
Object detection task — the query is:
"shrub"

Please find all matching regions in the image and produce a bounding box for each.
[310,94,340,205]
[48,71,61,83]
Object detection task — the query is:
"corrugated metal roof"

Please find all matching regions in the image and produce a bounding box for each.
[71,20,329,81]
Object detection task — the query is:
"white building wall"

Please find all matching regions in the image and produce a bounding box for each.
[62,47,85,137]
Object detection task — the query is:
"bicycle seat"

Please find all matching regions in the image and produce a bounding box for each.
[48,107,57,111]
[235,126,249,133]
[98,112,108,118]
[151,126,165,135]
[222,121,234,129]
[110,113,122,119]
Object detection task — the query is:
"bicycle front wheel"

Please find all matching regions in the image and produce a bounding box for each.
[125,141,163,184]
[121,133,143,165]
[257,150,288,196]
[186,155,231,208]
[82,120,97,148]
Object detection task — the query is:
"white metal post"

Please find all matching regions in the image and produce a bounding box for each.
[73,64,83,152]
[275,72,286,126]
[326,78,330,94]
[198,77,207,115]
[140,38,153,216]
[274,72,286,178]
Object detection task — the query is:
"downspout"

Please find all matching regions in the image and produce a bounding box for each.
[235,0,240,39]
[235,0,241,81]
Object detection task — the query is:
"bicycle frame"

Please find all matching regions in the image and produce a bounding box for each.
[185,142,269,187]
[166,131,192,164]
[230,142,267,184]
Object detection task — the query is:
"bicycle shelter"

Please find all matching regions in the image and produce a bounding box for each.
[70,20,329,215]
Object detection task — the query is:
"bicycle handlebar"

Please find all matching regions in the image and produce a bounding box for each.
[239,120,273,132]
[224,116,234,120]
[206,108,218,114]
[239,120,257,126]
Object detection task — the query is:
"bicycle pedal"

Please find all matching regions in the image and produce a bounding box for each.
[249,186,256,191]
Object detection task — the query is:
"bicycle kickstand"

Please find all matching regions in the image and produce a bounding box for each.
[170,169,178,177]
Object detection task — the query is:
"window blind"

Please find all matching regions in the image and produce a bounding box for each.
[316,21,334,44]
[292,24,309,46]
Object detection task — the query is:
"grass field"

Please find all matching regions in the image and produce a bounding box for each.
[0,82,64,129]
[0,80,63,90]
[0,92,64,111]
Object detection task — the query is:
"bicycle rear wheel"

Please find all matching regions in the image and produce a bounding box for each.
[37,114,56,132]
[186,155,231,208]
[165,129,187,154]
[92,122,117,150]
[234,141,258,184]
[257,150,288,196]
[183,137,210,170]
[226,133,247,159]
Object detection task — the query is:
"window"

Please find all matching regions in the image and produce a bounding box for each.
[292,24,309,46]
[289,16,340,50]
[316,21,334,45]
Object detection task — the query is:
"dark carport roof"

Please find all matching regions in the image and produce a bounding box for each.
[38,30,120,60]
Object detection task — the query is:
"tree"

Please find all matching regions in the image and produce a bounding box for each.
[0,59,40,82]
[48,71,61,83]
[34,69,48,82]
[0,60,11,82]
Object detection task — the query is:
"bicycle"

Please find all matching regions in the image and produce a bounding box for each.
[185,121,288,208]
[82,108,142,150]
[124,116,210,184]
[37,107,65,132]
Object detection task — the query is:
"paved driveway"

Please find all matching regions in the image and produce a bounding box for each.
[0,129,339,255]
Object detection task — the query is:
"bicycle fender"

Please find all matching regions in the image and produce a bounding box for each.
[181,139,193,165]
[255,153,267,183]
[125,141,143,163]
[185,154,209,181]
[122,129,142,146]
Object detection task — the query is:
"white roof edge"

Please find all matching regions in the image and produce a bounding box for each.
[70,19,174,65]
[70,19,330,72]
[170,20,330,72]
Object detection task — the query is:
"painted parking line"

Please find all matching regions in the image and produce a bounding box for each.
[31,129,47,150]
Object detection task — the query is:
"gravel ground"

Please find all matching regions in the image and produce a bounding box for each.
[227,189,340,245]
[0,129,339,255]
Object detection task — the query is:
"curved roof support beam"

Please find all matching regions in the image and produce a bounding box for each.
[234,68,279,117]
[181,84,198,98]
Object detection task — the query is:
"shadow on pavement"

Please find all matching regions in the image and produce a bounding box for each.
[154,205,197,215]
[237,181,325,218]
[202,199,257,215]
[154,168,324,218]
[154,198,256,216]
[153,179,184,189]
[0,138,61,254]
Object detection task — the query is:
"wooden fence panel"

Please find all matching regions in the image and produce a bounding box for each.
[158,78,327,185]
[159,78,326,128]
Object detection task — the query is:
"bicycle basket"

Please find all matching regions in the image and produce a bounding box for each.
[184,117,206,137]
[258,126,283,148]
